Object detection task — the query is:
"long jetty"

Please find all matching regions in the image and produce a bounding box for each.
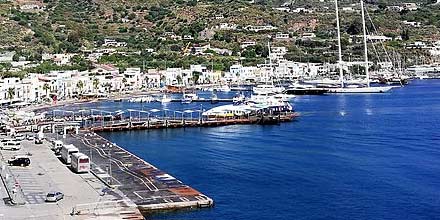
[86,114,297,132]
[57,131,214,213]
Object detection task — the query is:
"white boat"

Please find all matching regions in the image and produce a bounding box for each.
[160,95,172,104]
[129,96,155,103]
[230,86,248,91]
[331,0,394,94]
[203,99,293,118]
[253,84,285,95]
[218,85,231,92]
[329,86,393,93]
[249,94,294,104]
[233,93,246,104]
[181,93,198,104]
[273,94,296,102]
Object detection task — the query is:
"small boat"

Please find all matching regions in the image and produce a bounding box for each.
[217,85,231,92]
[253,84,285,95]
[211,93,219,104]
[181,93,198,104]
[230,86,248,91]
[233,93,246,105]
[160,95,172,104]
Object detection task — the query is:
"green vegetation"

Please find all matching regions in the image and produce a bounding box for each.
[0,0,439,73]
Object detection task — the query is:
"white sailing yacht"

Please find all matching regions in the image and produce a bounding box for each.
[330,0,393,93]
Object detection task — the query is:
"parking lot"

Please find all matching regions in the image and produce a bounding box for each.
[0,133,143,219]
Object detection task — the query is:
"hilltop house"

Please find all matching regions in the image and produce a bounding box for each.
[240,41,256,49]
[245,25,277,32]
[102,39,127,48]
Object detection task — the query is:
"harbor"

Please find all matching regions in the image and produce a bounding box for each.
[1,89,299,218]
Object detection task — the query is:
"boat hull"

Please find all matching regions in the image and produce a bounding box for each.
[284,89,328,95]
[329,86,394,93]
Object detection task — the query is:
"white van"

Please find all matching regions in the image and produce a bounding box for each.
[71,153,90,173]
[60,144,79,164]
[52,140,64,155]
[1,140,21,151]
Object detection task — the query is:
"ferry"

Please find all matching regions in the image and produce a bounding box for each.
[203,96,293,118]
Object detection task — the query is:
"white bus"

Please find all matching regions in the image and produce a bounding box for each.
[71,153,90,173]
[60,144,79,164]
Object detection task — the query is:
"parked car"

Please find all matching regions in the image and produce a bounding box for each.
[14,134,25,141]
[7,155,30,167]
[45,191,64,202]
[1,140,21,150]
[26,134,35,141]
[35,138,43,144]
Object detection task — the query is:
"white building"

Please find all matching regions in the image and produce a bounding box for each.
[216,23,237,30]
[245,25,277,32]
[43,53,77,66]
[241,41,256,49]
[123,68,143,89]
[275,33,290,40]
[102,39,127,48]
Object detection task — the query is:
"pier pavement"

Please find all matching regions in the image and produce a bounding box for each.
[0,134,143,220]
[55,131,214,212]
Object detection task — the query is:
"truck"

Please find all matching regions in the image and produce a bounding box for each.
[60,144,79,164]
[71,153,90,173]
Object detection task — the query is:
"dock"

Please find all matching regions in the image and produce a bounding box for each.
[59,131,214,213]
[85,114,296,132]
[168,98,233,103]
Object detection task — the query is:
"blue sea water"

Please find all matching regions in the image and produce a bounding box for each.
[79,80,440,220]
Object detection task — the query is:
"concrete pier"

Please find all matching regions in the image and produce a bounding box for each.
[58,131,214,213]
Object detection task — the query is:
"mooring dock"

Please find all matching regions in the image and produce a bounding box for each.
[86,114,296,132]
[60,131,214,212]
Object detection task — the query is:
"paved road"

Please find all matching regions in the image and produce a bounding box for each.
[0,134,143,220]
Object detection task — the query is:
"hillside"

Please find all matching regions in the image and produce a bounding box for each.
[0,0,439,72]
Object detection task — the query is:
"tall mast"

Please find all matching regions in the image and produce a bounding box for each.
[335,0,344,88]
[361,0,370,87]
[268,42,272,84]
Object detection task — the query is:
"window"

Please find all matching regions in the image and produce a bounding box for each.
[79,158,89,163]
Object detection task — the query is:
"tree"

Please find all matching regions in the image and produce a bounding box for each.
[192,71,201,85]
[176,75,183,85]
[122,78,128,90]
[7,88,15,104]
[76,81,84,93]
[12,53,20,62]
[92,77,100,93]
[401,29,410,41]
[43,83,50,97]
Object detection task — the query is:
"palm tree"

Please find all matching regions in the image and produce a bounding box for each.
[76,80,84,93]
[122,78,127,91]
[43,83,50,97]
[7,87,15,104]
[92,77,99,93]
